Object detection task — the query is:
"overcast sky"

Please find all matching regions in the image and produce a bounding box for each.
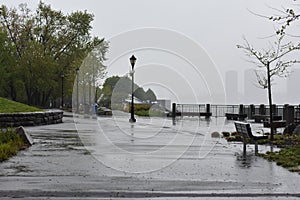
[2,0,300,104]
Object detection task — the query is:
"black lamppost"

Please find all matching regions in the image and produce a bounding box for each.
[76,68,79,113]
[129,55,137,123]
[61,72,64,109]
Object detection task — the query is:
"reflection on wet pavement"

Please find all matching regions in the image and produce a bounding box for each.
[0,114,299,199]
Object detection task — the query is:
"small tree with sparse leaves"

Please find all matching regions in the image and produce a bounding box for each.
[238,34,300,141]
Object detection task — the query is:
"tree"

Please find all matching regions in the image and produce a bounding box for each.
[0,2,108,107]
[134,87,146,101]
[78,45,108,109]
[99,76,158,108]
[238,31,300,142]
[269,7,300,37]
[98,76,120,108]
[145,89,157,102]
[0,28,12,98]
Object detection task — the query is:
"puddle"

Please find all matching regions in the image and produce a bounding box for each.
[13,165,33,173]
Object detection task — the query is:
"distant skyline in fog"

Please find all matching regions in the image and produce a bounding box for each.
[225,69,300,104]
[2,0,300,104]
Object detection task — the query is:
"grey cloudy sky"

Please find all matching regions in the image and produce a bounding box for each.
[2,0,299,104]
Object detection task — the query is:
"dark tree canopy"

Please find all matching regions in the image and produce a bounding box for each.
[145,89,157,102]
[99,76,157,108]
[0,2,108,107]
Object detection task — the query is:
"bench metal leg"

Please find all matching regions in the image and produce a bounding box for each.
[243,141,247,157]
[254,141,258,156]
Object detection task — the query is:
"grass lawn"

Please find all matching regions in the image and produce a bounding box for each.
[259,146,300,174]
[0,97,42,113]
[0,129,24,161]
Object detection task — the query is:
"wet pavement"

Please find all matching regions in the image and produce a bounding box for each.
[0,113,299,199]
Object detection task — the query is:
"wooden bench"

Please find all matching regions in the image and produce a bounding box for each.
[234,122,268,156]
[263,120,286,134]
[226,113,247,120]
[253,115,282,123]
[252,115,267,123]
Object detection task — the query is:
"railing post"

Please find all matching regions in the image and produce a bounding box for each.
[239,104,244,115]
[259,104,265,115]
[283,104,289,120]
[206,104,210,118]
[172,103,176,119]
[296,105,300,124]
[249,104,255,119]
[285,105,294,125]
[272,104,277,116]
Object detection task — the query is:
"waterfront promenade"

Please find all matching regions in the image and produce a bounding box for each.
[0,113,299,199]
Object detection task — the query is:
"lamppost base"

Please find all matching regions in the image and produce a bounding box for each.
[129,118,136,123]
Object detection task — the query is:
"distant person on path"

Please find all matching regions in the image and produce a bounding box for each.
[94,102,98,115]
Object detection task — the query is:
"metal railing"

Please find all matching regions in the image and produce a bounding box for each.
[175,104,299,120]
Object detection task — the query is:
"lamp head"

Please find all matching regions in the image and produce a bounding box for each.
[129,55,137,69]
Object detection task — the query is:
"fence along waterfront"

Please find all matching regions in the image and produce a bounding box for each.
[173,103,300,123]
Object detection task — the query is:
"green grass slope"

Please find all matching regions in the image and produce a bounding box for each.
[0,97,42,113]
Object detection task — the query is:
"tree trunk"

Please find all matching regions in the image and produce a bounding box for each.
[9,80,16,101]
[267,63,274,141]
[43,89,53,108]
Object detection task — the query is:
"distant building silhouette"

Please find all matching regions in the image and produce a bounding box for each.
[225,71,238,104]
[157,99,171,111]
[287,69,300,104]
[244,69,266,104]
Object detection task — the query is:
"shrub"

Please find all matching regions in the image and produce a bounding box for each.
[222,132,230,137]
[231,131,239,136]
[0,129,24,161]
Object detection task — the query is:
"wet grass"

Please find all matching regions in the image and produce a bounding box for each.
[224,131,300,147]
[125,104,166,117]
[259,146,300,174]
[0,129,24,161]
[0,97,42,113]
[223,131,300,174]
[135,110,165,117]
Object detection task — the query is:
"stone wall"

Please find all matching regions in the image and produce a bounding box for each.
[0,110,63,127]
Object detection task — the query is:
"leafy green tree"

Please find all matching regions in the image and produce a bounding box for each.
[0,2,108,107]
[0,29,10,97]
[0,27,19,100]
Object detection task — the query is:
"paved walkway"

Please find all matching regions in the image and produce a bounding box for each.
[0,113,299,199]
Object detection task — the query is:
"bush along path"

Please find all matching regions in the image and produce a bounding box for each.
[0,97,38,161]
[0,128,25,161]
[223,131,300,175]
